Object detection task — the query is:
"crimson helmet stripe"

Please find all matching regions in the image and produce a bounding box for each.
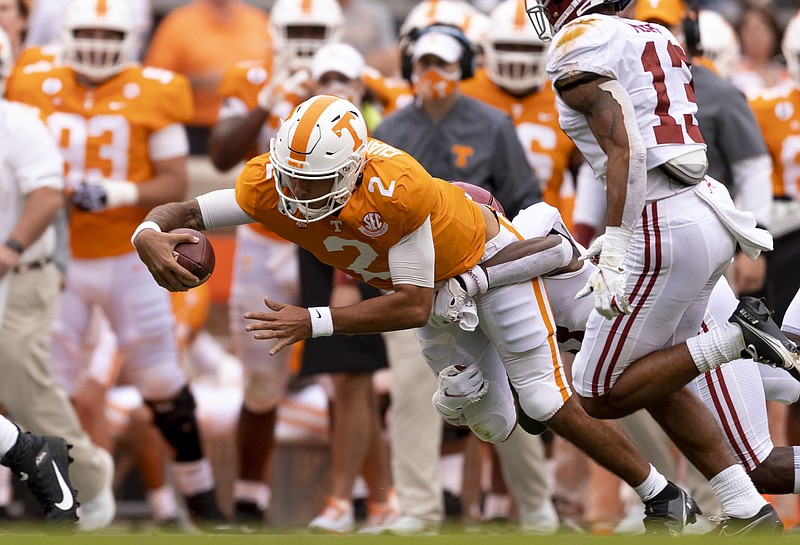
[288,95,338,163]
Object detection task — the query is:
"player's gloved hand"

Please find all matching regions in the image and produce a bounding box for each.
[577,233,605,265]
[72,179,138,212]
[256,50,292,112]
[430,277,479,330]
[575,227,633,319]
[432,362,487,426]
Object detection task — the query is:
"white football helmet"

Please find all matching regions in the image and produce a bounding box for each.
[485,0,548,93]
[61,0,136,82]
[400,0,479,40]
[270,95,368,223]
[698,9,740,79]
[269,0,345,70]
[782,14,800,87]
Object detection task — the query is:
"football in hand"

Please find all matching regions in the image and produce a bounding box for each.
[171,228,215,286]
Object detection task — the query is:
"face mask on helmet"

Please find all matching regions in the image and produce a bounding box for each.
[61,0,136,82]
[269,0,344,71]
[783,16,800,87]
[270,95,368,223]
[485,0,548,93]
[524,0,631,40]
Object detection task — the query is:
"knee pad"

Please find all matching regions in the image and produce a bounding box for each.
[145,385,204,462]
[515,382,566,422]
[433,363,515,444]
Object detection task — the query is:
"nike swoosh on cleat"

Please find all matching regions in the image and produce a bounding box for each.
[52,461,74,510]
[739,321,797,369]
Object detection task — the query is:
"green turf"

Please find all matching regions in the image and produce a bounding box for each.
[0,526,788,545]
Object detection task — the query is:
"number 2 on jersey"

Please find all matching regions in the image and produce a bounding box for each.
[641,41,703,145]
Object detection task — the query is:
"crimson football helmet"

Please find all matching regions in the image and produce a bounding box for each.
[524,0,632,40]
[61,0,136,81]
[270,95,368,223]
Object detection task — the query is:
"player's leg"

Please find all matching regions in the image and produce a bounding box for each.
[106,252,223,522]
[228,227,298,522]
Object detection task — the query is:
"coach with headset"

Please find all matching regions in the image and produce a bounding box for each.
[374,24,540,219]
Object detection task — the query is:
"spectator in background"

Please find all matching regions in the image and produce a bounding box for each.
[733,3,790,94]
[337,0,399,76]
[145,0,271,154]
[0,0,28,57]
[25,0,151,58]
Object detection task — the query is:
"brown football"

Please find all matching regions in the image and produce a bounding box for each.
[171,228,215,285]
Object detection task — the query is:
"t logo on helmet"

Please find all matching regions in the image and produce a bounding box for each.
[332,111,364,152]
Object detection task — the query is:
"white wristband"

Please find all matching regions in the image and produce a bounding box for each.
[309,306,334,337]
[100,179,139,208]
[131,221,162,246]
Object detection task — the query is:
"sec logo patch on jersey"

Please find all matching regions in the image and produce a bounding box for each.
[359,212,388,238]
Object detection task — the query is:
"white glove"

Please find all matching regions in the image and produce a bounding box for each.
[578,234,605,265]
[256,51,292,112]
[432,362,487,426]
[575,227,633,319]
[431,278,479,330]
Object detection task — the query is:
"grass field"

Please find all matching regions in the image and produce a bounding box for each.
[0,526,789,545]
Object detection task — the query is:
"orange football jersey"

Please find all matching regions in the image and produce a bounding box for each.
[749,86,800,200]
[7,63,194,258]
[462,68,578,226]
[362,66,413,116]
[10,44,59,75]
[235,138,487,290]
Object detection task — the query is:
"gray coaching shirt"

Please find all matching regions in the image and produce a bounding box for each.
[373,95,541,218]
[692,64,768,191]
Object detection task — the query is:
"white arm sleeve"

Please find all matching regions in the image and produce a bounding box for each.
[388,216,435,288]
[195,189,255,229]
[731,153,773,228]
[782,288,800,337]
[148,122,189,161]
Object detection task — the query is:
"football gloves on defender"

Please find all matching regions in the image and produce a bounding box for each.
[430,277,479,331]
[575,232,633,319]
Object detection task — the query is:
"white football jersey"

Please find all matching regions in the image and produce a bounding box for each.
[547,15,706,197]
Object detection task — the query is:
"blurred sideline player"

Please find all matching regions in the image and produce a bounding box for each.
[207,0,340,524]
[6,0,225,523]
[462,0,583,229]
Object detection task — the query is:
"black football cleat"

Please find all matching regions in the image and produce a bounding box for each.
[643,481,701,536]
[717,504,784,535]
[1,432,79,529]
[729,297,800,380]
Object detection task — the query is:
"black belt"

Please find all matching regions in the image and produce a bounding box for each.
[12,256,53,273]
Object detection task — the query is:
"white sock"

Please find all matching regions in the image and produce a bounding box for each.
[709,464,767,518]
[686,322,743,373]
[234,480,270,510]
[0,466,11,506]
[483,493,512,520]
[794,446,800,494]
[633,464,669,502]
[0,418,19,458]
[147,485,178,521]
[172,458,215,497]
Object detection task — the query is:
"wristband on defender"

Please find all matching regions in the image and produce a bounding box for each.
[131,221,162,246]
[309,306,334,337]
